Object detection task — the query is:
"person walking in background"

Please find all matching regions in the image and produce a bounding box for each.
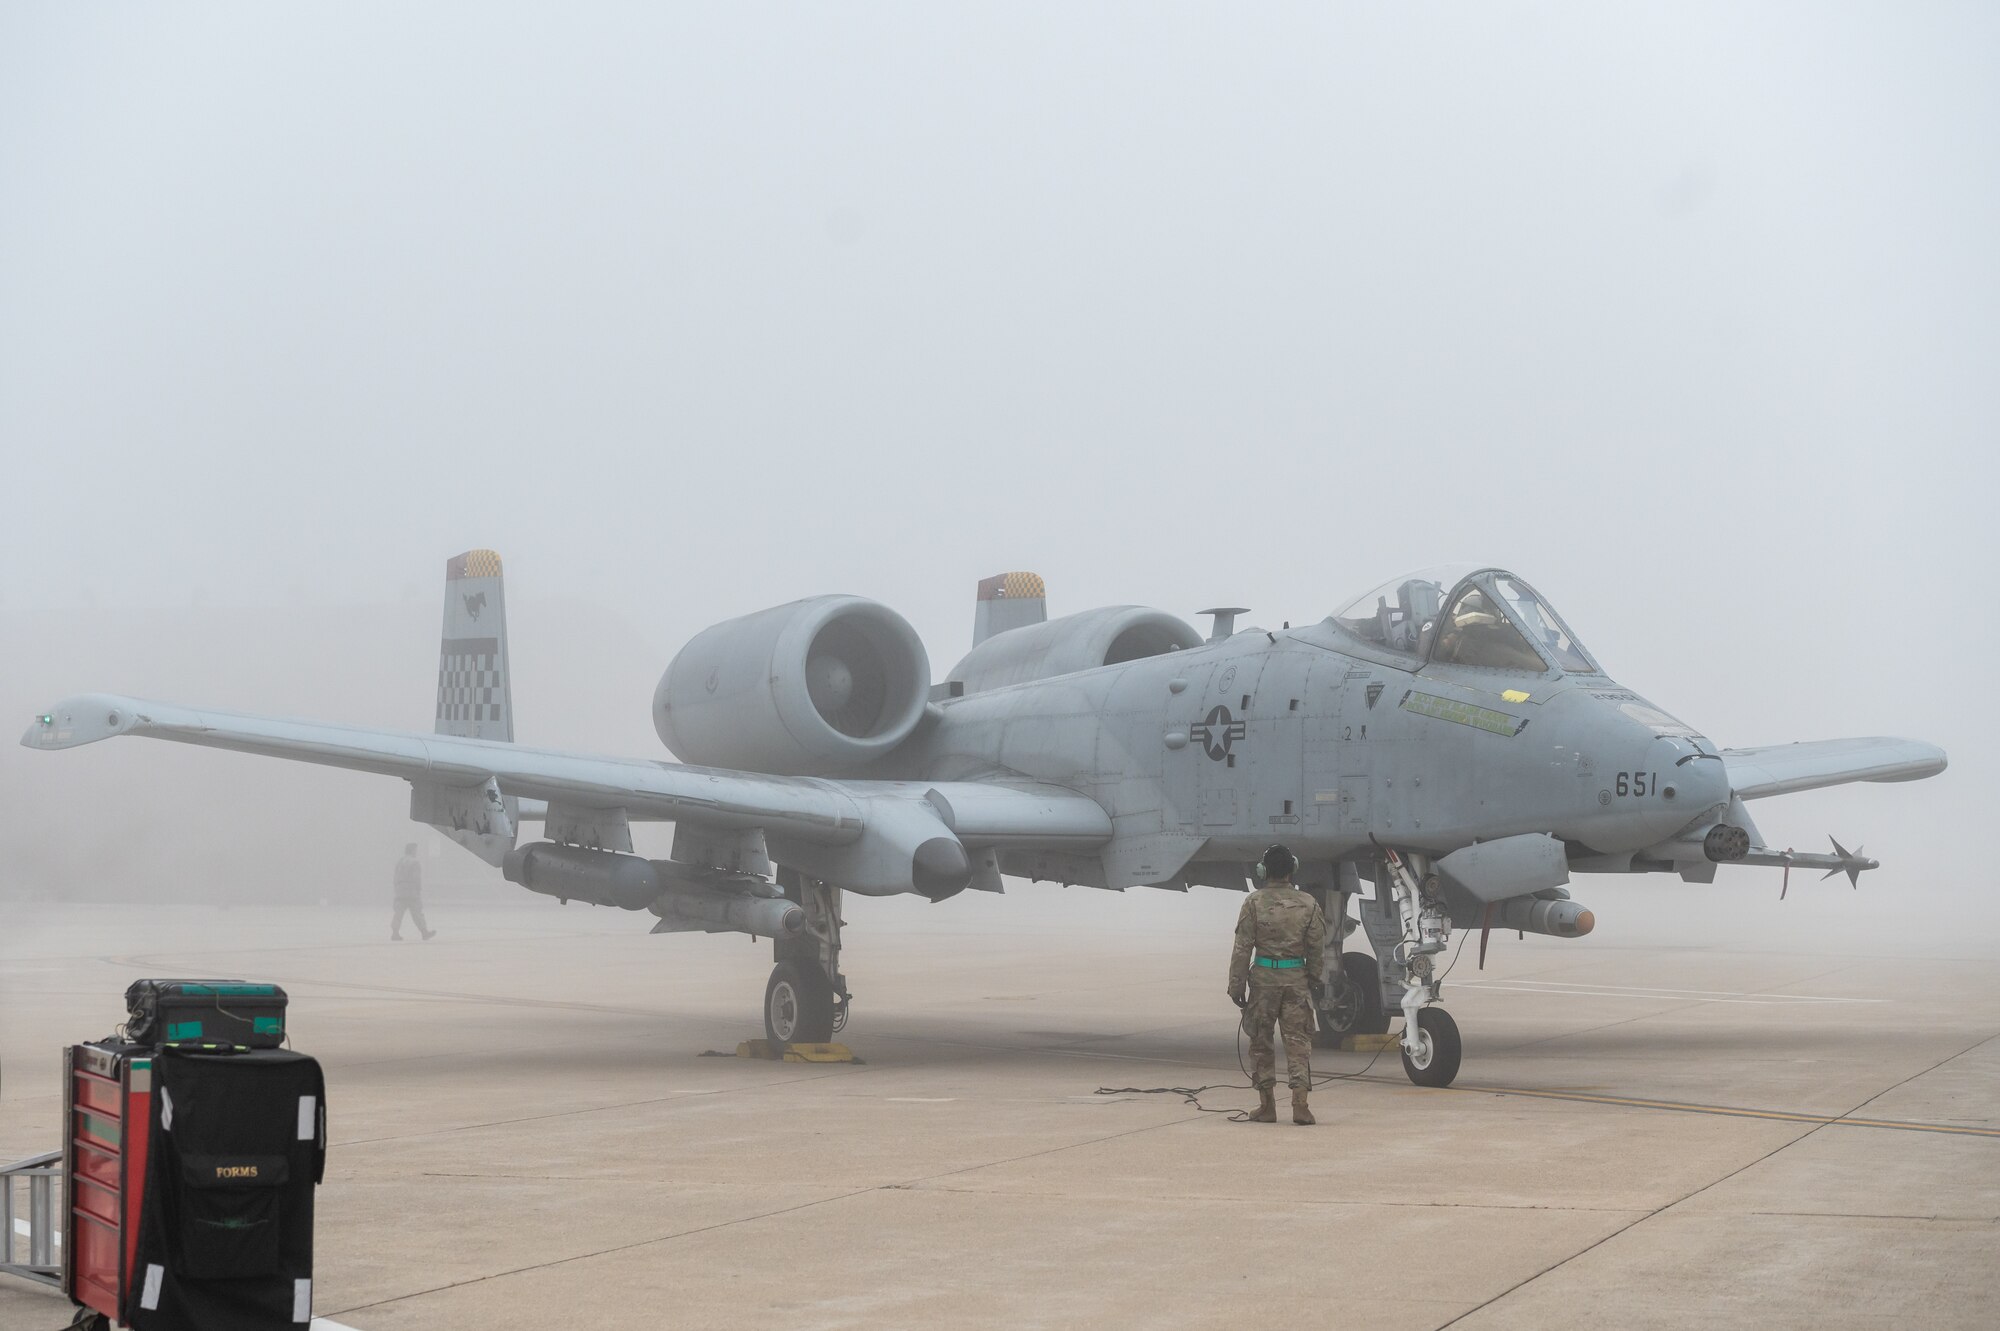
[392,842,436,941]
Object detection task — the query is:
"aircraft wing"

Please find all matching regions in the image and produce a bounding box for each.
[1722,737,1948,801]
[20,693,1111,893]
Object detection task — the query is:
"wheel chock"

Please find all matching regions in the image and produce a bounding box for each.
[733,1040,862,1063]
[782,1042,861,1063]
[1339,1033,1401,1052]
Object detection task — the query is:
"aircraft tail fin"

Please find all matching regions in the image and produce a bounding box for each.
[971,572,1047,648]
[435,549,514,743]
[420,549,519,863]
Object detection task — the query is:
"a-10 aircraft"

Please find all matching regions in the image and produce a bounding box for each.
[24,553,1947,1088]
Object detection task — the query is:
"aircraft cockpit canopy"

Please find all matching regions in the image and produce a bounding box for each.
[1330,565,1599,674]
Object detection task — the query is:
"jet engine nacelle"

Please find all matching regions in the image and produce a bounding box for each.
[656,595,932,775]
[946,605,1203,693]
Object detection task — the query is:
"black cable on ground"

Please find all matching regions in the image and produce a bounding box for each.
[1092,1075,1261,1117]
[1098,1008,1397,1120]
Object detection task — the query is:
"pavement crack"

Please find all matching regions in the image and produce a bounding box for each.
[1727,1210,1999,1224]
[327,1185,883,1318]
[901,1184,1647,1213]
[339,1068,859,1146]
[326,1116,1202,1318]
[1434,1025,2000,1329]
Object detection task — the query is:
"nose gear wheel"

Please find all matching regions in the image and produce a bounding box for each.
[1401,1006,1461,1087]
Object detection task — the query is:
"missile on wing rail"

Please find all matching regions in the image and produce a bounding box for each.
[501,842,806,937]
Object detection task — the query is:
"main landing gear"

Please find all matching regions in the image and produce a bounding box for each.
[1314,949,1389,1046]
[1329,846,1464,1087]
[764,871,849,1045]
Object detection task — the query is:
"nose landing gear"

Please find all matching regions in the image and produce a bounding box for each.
[1375,845,1464,1087]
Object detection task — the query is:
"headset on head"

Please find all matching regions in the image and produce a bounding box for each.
[1254,843,1297,882]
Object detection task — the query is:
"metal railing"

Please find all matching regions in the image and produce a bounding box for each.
[0,1150,61,1289]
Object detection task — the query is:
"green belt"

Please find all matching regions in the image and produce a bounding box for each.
[1254,957,1304,969]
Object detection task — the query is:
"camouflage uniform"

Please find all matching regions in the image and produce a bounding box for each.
[1228,883,1328,1091]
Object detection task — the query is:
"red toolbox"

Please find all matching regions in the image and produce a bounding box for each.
[64,1042,154,1325]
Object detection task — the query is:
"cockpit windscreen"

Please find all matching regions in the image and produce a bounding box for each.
[1487,573,1597,673]
[1430,585,1545,670]
[1329,566,1600,674]
[1330,564,1476,659]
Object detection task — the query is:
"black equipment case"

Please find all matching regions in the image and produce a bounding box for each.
[125,981,289,1051]
[130,1048,327,1330]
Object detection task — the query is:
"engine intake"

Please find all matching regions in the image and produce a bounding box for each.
[656,595,931,775]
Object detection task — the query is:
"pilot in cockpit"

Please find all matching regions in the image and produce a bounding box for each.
[1337,568,1594,674]
[1431,589,1546,672]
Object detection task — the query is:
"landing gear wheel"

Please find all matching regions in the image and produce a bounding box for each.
[1401,1007,1461,1088]
[1313,950,1389,1047]
[765,961,835,1045]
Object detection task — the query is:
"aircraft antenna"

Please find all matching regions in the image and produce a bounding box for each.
[1197,607,1249,642]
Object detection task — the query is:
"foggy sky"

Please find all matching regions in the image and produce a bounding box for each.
[2,6,1994,927]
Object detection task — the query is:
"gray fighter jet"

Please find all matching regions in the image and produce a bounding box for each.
[23,554,1947,1087]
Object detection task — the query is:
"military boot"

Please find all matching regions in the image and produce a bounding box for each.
[1248,1086,1278,1122]
[1292,1089,1315,1126]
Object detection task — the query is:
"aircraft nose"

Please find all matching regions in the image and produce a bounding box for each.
[1657,737,1731,815]
[1563,691,1737,854]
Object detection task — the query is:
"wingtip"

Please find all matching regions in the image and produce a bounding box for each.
[20,694,143,750]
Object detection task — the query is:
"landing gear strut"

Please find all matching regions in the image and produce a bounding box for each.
[1376,846,1463,1087]
[766,870,848,1045]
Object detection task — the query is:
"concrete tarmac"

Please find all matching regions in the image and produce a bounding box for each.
[2,890,1996,1330]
